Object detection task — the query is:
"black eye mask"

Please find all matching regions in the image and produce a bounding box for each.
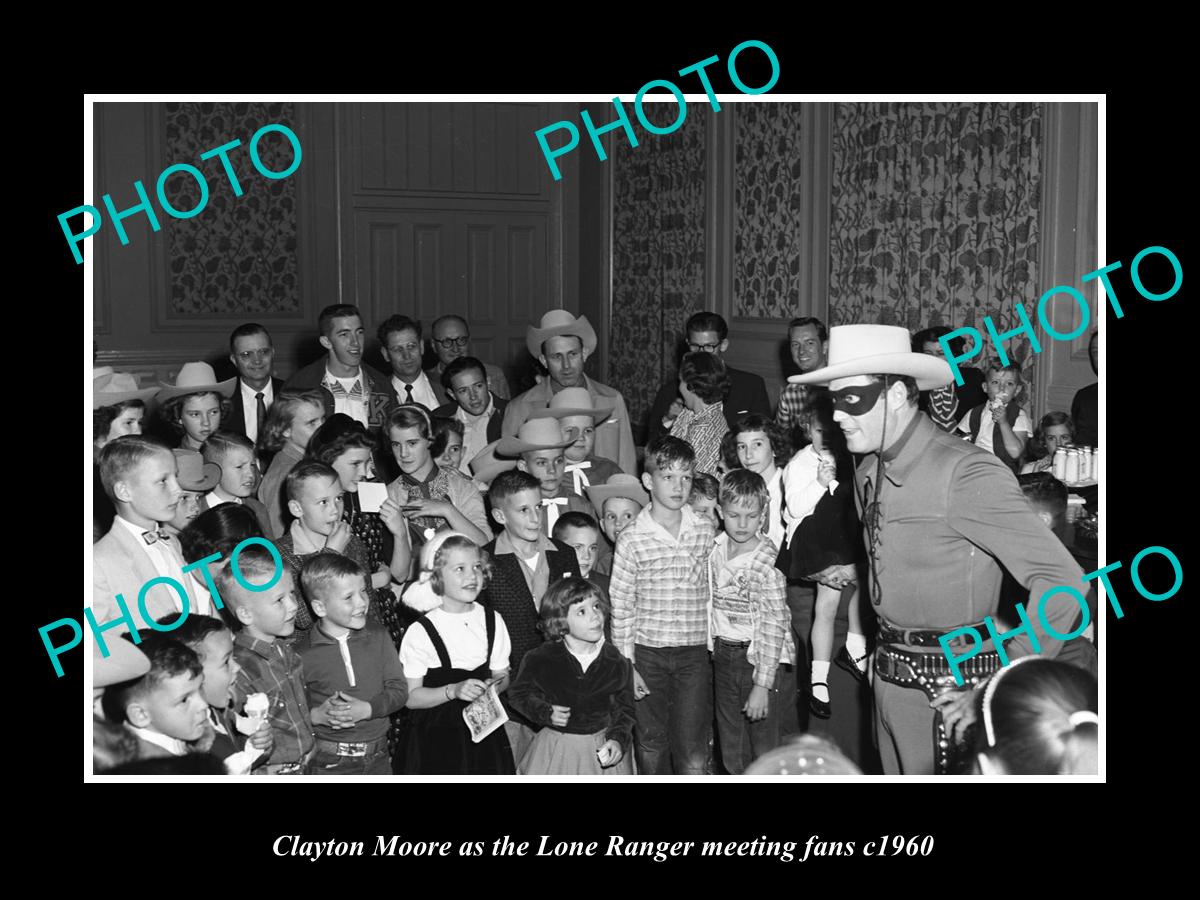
[830,381,887,416]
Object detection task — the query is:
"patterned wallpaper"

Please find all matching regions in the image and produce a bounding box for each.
[163,102,301,316]
[610,103,709,439]
[829,102,1043,377]
[734,104,807,319]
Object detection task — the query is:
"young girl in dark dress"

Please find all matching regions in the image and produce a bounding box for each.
[508,577,635,775]
[395,532,515,774]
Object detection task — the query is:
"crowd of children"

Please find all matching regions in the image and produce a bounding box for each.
[91,307,1098,776]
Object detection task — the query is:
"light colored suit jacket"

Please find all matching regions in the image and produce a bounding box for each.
[502,376,637,476]
[93,523,197,637]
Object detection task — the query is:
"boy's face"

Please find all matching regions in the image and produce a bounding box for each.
[449,368,490,416]
[286,401,326,452]
[689,495,719,529]
[289,476,345,536]
[559,525,599,576]
[642,462,694,511]
[986,370,1019,403]
[133,671,209,742]
[217,445,257,498]
[116,449,183,524]
[321,315,364,369]
[493,488,544,543]
[169,490,204,532]
[389,425,432,475]
[560,415,595,462]
[311,572,371,632]
[721,498,764,545]
[180,393,222,446]
[234,570,299,640]
[601,497,641,543]
[381,326,424,380]
[195,629,234,709]
[106,407,144,442]
[331,446,373,493]
[736,429,774,474]
[435,431,464,471]
[520,449,565,496]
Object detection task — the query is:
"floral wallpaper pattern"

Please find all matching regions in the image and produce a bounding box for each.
[829,102,1043,377]
[163,102,301,316]
[610,104,708,439]
[734,104,807,319]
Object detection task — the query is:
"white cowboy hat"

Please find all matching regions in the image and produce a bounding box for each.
[155,361,237,402]
[529,387,614,423]
[788,325,953,391]
[495,417,574,457]
[526,310,598,360]
[468,440,518,485]
[586,473,649,511]
[93,366,158,409]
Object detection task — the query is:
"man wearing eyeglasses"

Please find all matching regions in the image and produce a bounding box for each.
[646,312,771,442]
[226,323,284,445]
[426,314,511,406]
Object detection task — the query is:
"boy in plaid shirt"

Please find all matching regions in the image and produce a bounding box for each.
[610,436,715,775]
[708,469,793,774]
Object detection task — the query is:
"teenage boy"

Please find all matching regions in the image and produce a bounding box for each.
[434,356,508,475]
[609,435,716,775]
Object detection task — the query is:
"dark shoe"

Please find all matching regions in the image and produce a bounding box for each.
[808,683,832,719]
[835,646,869,683]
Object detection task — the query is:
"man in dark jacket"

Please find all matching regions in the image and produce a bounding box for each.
[433,356,508,475]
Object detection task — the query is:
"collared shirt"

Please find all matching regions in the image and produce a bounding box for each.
[856,413,1086,657]
[230,632,315,767]
[494,529,558,610]
[708,534,792,686]
[297,622,408,743]
[775,383,814,432]
[126,724,187,757]
[240,379,275,443]
[455,396,496,475]
[537,482,595,539]
[610,504,715,657]
[203,490,242,511]
[669,401,729,477]
[322,367,370,426]
[393,370,438,410]
[112,515,208,617]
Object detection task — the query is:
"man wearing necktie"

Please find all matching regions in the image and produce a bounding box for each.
[226,323,284,447]
[496,417,596,540]
[789,325,1087,775]
[378,314,440,411]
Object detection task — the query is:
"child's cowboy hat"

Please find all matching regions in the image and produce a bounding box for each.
[93,366,158,409]
[495,417,574,457]
[586,473,649,511]
[93,636,150,688]
[172,448,221,493]
[530,387,614,423]
[468,440,517,485]
[155,361,237,402]
[787,324,954,391]
[526,310,598,360]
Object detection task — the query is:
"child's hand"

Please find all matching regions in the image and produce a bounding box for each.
[597,739,624,768]
[379,497,406,535]
[332,691,372,725]
[310,696,337,727]
[817,460,836,487]
[743,685,770,722]
[326,521,353,553]
[666,397,684,422]
[248,718,274,753]
[550,704,571,727]
[632,669,650,701]
[451,679,489,702]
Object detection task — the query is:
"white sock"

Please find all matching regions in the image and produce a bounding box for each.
[845,633,868,670]
[811,660,830,702]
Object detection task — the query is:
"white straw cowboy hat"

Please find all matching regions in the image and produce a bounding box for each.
[526,310,598,360]
[92,367,158,409]
[495,417,575,457]
[788,325,954,391]
[530,387,614,423]
[586,473,649,511]
[155,361,237,402]
[468,440,518,485]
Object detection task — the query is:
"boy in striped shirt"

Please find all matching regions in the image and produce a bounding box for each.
[610,436,715,775]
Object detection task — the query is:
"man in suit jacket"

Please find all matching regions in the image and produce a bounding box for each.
[94,437,211,639]
[503,310,637,475]
[426,313,511,406]
[432,356,508,475]
[645,311,772,443]
[225,323,285,445]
